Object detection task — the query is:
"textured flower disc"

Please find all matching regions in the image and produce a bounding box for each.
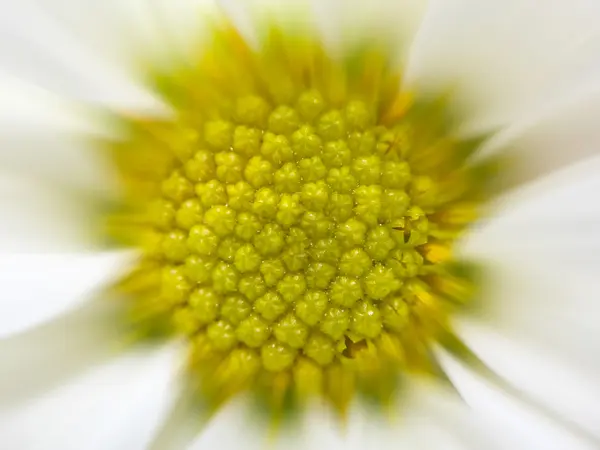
[104,18,495,417]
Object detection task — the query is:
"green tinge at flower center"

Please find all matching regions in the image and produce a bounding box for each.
[151,90,434,374]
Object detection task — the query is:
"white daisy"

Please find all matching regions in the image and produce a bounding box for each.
[1,1,600,449]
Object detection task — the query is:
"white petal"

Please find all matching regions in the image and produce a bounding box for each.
[35,0,220,67]
[0,174,109,253]
[0,74,123,196]
[0,344,181,450]
[106,344,185,450]
[150,396,352,450]
[401,384,496,450]
[0,295,123,409]
[0,135,119,199]
[405,379,530,449]
[0,73,91,132]
[0,251,133,409]
[0,1,163,109]
[0,251,132,336]
[0,77,152,256]
[149,395,302,450]
[457,166,600,442]
[455,319,600,443]
[461,170,600,372]
[407,0,600,131]
[463,157,600,262]
[188,399,267,450]
[341,379,524,450]
[29,0,221,97]
[147,354,529,449]
[310,0,428,60]
[155,379,527,450]
[221,0,427,61]
[218,0,323,49]
[146,384,208,450]
[31,0,162,68]
[475,87,600,188]
[439,351,598,450]
[146,0,222,62]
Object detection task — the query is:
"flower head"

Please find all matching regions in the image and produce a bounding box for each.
[2,1,600,449]
[103,17,496,418]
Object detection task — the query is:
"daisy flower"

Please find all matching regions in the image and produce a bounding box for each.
[2,0,600,449]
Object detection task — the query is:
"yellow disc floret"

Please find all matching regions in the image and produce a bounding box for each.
[105,19,493,418]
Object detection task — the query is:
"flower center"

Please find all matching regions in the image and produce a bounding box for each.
[106,21,488,417]
[169,93,426,379]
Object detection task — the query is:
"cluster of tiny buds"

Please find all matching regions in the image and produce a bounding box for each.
[145,89,433,372]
